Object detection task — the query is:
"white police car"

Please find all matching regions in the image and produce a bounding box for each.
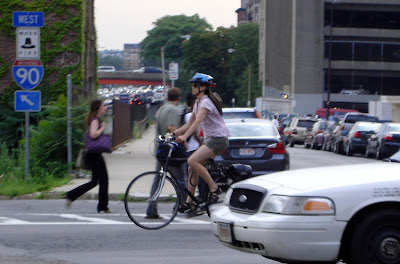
[211,163,400,264]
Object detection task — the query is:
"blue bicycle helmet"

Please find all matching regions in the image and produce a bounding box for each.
[189,73,214,86]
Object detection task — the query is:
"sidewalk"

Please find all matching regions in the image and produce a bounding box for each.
[49,124,157,200]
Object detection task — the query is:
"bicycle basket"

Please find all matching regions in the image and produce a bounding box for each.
[226,164,252,183]
[156,143,188,166]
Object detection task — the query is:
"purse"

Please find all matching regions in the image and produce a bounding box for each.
[75,149,89,170]
[84,133,112,153]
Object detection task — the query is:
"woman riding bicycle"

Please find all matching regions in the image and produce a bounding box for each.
[173,73,230,212]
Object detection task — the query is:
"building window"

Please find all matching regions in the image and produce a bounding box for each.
[325,9,400,30]
[325,41,400,63]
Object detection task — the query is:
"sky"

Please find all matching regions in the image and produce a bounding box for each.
[95,0,240,50]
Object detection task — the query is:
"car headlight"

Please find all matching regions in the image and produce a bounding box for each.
[262,195,335,215]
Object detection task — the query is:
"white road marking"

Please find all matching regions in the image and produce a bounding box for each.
[0,217,30,225]
[0,214,210,226]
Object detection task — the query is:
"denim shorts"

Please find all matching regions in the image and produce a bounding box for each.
[205,137,229,155]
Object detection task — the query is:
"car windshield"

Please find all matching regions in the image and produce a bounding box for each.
[227,123,277,137]
[298,120,316,128]
[223,112,257,119]
[388,124,400,132]
[354,123,381,131]
[346,115,379,124]
[319,122,328,130]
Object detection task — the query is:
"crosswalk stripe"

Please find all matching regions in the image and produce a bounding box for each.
[0,214,210,226]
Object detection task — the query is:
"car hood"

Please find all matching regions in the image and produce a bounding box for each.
[233,163,400,192]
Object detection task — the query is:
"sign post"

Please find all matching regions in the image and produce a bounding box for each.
[169,62,178,87]
[13,11,44,181]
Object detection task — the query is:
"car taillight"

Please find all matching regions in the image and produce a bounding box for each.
[385,133,394,141]
[341,125,345,131]
[292,129,298,135]
[268,142,286,154]
[316,129,321,134]
[353,131,361,138]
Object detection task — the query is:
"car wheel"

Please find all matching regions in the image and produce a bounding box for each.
[332,142,337,153]
[311,139,317,149]
[366,146,373,158]
[321,140,326,151]
[348,209,400,264]
[376,146,384,160]
[289,137,295,147]
[304,140,310,149]
[338,141,344,155]
[334,141,342,154]
[345,143,353,156]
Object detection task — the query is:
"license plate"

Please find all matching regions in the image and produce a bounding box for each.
[218,222,233,243]
[239,148,255,156]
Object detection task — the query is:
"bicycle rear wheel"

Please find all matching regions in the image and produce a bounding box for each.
[124,171,180,230]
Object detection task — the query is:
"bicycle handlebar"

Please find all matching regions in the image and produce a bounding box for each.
[157,135,178,149]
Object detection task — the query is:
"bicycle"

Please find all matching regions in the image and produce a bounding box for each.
[124,135,252,230]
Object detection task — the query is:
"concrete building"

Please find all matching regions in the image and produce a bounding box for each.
[259,0,400,120]
[122,43,141,71]
[236,0,261,25]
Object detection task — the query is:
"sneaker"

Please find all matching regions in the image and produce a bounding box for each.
[145,214,163,219]
[97,208,112,213]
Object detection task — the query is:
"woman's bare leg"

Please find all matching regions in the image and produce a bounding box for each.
[187,145,218,193]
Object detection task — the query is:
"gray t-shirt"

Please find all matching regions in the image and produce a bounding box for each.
[155,102,181,137]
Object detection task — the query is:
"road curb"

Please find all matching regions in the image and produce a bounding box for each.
[0,192,125,201]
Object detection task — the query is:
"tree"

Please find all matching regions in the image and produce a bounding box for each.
[179,24,260,107]
[140,14,212,65]
[98,55,123,70]
[179,27,233,105]
[227,23,261,107]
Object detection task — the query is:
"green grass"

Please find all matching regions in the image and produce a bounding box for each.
[132,125,142,139]
[0,174,71,198]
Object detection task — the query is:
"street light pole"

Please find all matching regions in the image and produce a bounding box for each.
[161,35,191,89]
[161,39,171,88]
[228,48,251,107]
[326,0,336,120]
[247,65,252,107]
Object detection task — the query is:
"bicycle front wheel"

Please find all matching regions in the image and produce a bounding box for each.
[124,171,180,230]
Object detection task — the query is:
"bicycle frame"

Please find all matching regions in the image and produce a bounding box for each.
[152,139,205,210]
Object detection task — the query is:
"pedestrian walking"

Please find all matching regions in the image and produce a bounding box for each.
[272,114,279,128]
[64,99,111,213]
[146,87,188,219]
[174,73,230,213]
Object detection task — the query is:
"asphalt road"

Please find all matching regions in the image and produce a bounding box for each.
[0,145,379,264]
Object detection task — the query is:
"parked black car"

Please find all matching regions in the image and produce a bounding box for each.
[366,122,400,159]
[215,118,290,176]
[342,121,381,156]
[332,113,379,154]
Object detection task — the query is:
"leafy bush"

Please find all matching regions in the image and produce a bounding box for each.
[29,94,89,176]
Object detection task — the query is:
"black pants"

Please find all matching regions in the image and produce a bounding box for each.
[67,152,109,211]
